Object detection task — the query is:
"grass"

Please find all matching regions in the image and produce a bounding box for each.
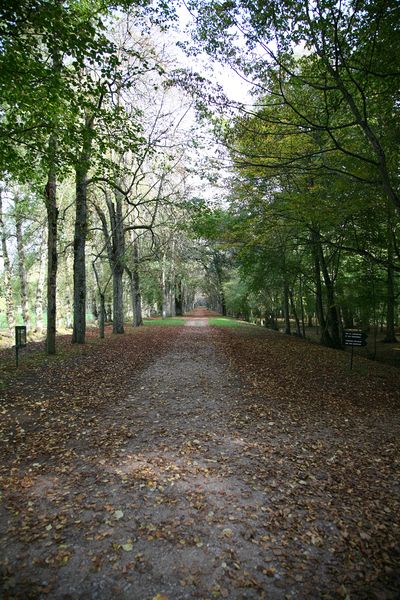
[143,318,185,326]
[209,317,252,327]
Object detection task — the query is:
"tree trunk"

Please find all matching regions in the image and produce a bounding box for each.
[14,204,30,328]
[175,278,183,316]
[99,292,105,339]
[111,191,125,334]
[112,266,124,333]
[169,238,176,317]
[128,268,143,327]
[107,303,112,322]
[45,134,58,354]
[65,288,73,329]
[95,191,125,334]
[92,296,99,322]
[127,236,143,327]
[311,230,334,347]
[92,261,107,338]
[342,306,354,329]
[283,280,291,334]
[0,187,15,334]
[34,228,46,333]
[384,263,397,342]
[72,116,94,344]
[72,111,97,343]
[162,252,169,318]
[299,276,306,338]
[316,237,342,349]
[384,214,397,342]
[72,161,87,343]
[289,288,301,336]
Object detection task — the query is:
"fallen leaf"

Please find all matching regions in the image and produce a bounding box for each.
[121,543,133,551]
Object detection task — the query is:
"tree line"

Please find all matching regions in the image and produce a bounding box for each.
[0,1,221,351]
[184,0,400,348]
[1,0,399,354]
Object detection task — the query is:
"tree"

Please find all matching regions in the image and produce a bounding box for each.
[0,185,15,335]
[187,0,400,216]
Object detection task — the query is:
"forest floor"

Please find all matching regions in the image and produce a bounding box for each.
[0,314,399,599]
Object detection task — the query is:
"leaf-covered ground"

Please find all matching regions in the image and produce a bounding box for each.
[0,320,399,599]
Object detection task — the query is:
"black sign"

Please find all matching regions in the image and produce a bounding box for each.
[343,330,367,347]
[15,325,27,348]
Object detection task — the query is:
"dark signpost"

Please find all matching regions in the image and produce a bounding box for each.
[15,325,27,368]
[343,330,368,369]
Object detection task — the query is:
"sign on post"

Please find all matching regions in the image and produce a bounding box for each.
[343,329,368,369]
[344,330,367,347]
[15,325,27,367]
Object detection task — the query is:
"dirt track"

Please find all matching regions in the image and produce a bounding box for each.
[0,322,399,599]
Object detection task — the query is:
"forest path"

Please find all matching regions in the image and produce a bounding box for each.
[184,318,208,327]
[1,323,400,599]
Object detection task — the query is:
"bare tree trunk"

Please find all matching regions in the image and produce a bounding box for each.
[72,164,87,343]
[111,191,125,334]
[384,264,397,342]
[127,267,143,327]
[342,306,354,329]
[213,252,226,316]
[65,291,73,329]
[126,236,143,327]
[0,187,15,334]
[311,229,334,348]
[92,261,107,339]
[43,38,61,350]
[106,302,112,322]
[175,278,183,316]
[162,252,169,318]
[169,239,176,317]
[299,275,306,338]
[112,266,124,333]
[289,288,301,336]
[14,202,30,328]
[45,134,58,354]
[283,280,291,334]
[92,295,99,323]
[384,212,397,342]
[314,233,342,348]
[63,254,73,329]
[72,117,93,344]
[99,292,105,339]
[132,237,143,326]
[34,228,46,333]
[95,191,125,334]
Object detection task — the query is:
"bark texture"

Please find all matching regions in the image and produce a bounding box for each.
[127,236,143,327]
[384,214,397,343]
[72,117,93,344]
[0,188,15,334]
[45,137,58,354]
[14,202,30,327]
[34,228,46,333]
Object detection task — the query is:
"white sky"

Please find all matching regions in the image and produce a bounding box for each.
[171,2,253,105]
